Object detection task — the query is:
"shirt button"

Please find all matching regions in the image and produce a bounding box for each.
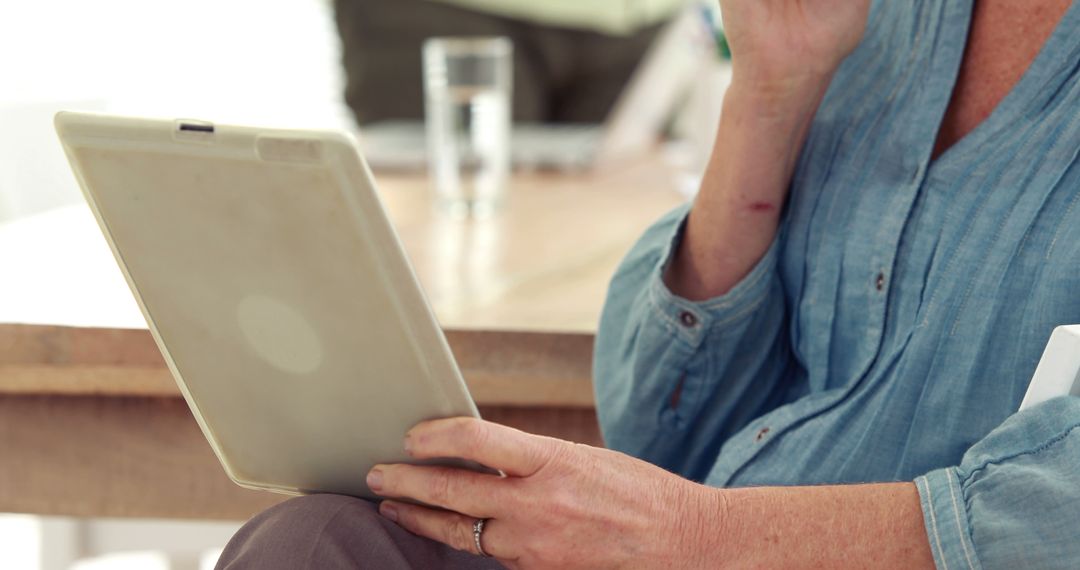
[679,311,698,327]
[875,272,886,291]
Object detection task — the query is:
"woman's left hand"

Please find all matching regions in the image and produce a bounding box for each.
[366,417,725,569]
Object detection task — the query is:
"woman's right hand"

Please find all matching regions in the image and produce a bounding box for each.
[719,0,872,97]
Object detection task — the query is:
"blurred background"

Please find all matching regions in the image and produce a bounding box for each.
[0,0,348,225]
[0,0,729,567]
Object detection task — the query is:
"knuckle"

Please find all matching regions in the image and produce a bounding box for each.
[463,420,490,455]
[516,437,562,478]
[548,486,577,515]
[446,519,473,552]
[439,519,457,549]
[552,438,578,460]
[540,440,581,478]
[503,478,533,511]
[449,416,477,435]
[391,504,412,528]
[428,469,454,506]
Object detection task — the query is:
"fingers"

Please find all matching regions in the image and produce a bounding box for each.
[405,417,560,477]
[379,500,511,560]
[368,463,506,517]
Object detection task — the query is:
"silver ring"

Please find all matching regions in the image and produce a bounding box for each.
[473,518,491,557]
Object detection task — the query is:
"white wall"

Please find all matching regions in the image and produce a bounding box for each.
[0,0,352,221]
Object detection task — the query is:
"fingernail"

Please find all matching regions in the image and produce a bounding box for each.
[366,468,384,492]
[403,435,413,455]
[380,502,399,522]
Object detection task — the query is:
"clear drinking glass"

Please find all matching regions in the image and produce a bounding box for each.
[423,37,512,219]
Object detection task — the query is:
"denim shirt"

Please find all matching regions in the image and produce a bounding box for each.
[594,1,1080,568]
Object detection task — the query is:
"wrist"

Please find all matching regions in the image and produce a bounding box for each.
[712,77,831,174]
[671,483,734,568]
[724,71,834,122]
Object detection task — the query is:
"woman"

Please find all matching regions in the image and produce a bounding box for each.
[219,0,1080,567]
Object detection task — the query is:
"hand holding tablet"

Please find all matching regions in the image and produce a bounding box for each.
[57,111,486,499]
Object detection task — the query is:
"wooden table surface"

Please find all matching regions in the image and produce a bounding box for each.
[0,160,685,520]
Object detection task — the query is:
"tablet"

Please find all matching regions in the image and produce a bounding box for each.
[1019,325,1080,411]
[55,111,482,499]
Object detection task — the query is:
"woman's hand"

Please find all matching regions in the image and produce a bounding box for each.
[366,418,726,569]
[720,0,872,96]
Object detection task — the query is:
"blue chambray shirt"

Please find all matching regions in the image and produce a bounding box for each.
[594,1,1080,568]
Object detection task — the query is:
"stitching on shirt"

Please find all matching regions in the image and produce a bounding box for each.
[945,125,1053,338]
[646,210,776,322]
[647,280,700,345]
[648,299,685,339]
[712,286,774,328]
[844,0,934,292]
[656,308,706,353]
[920,106,1044,332]
[795,3,931,379]
[943,69,1080,337]
[919,476,950,570]
[947,470,978,570]
[959,420,1080,487]
[1044,184,1080,261]
[648,264,776,346]
[1015,111,1080,261]
[723,360,881,485]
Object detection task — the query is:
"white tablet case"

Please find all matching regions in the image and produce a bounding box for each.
[1020,325,1080,411]
[55,112,481,499]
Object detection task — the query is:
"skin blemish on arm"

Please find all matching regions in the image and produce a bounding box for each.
[746,201,777,213]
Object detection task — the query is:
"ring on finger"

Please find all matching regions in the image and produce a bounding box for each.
[473,518,492,557]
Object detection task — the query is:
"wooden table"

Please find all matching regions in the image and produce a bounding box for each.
[0,160,685,520]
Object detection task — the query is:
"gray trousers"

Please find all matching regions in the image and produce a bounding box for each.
[216,494,507,569]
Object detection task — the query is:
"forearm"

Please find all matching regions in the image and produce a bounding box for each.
[665,80,830,300]
[698,483,935,568]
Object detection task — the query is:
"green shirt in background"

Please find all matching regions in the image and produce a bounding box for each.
[431,0,687,35]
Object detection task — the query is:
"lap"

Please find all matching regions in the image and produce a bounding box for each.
[217,494,506,570]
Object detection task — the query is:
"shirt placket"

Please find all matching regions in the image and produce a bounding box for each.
[707,0,971,485]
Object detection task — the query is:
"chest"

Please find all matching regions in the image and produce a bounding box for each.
[780,0,1080,389]
[714,0,1080,489]
[933,0,1072,157]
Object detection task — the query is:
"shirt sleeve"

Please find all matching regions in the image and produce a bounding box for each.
[915,396,1080,570]
[593,204,795,480]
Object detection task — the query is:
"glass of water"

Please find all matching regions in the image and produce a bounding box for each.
[423,37,512,219]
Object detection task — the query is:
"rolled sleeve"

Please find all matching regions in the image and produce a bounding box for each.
[645,211,782,350]
[915,396,1080,570]
[594,204,792,479]
[916,469,981,570]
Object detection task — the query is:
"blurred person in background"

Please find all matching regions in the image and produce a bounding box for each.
[332,0,685,125]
